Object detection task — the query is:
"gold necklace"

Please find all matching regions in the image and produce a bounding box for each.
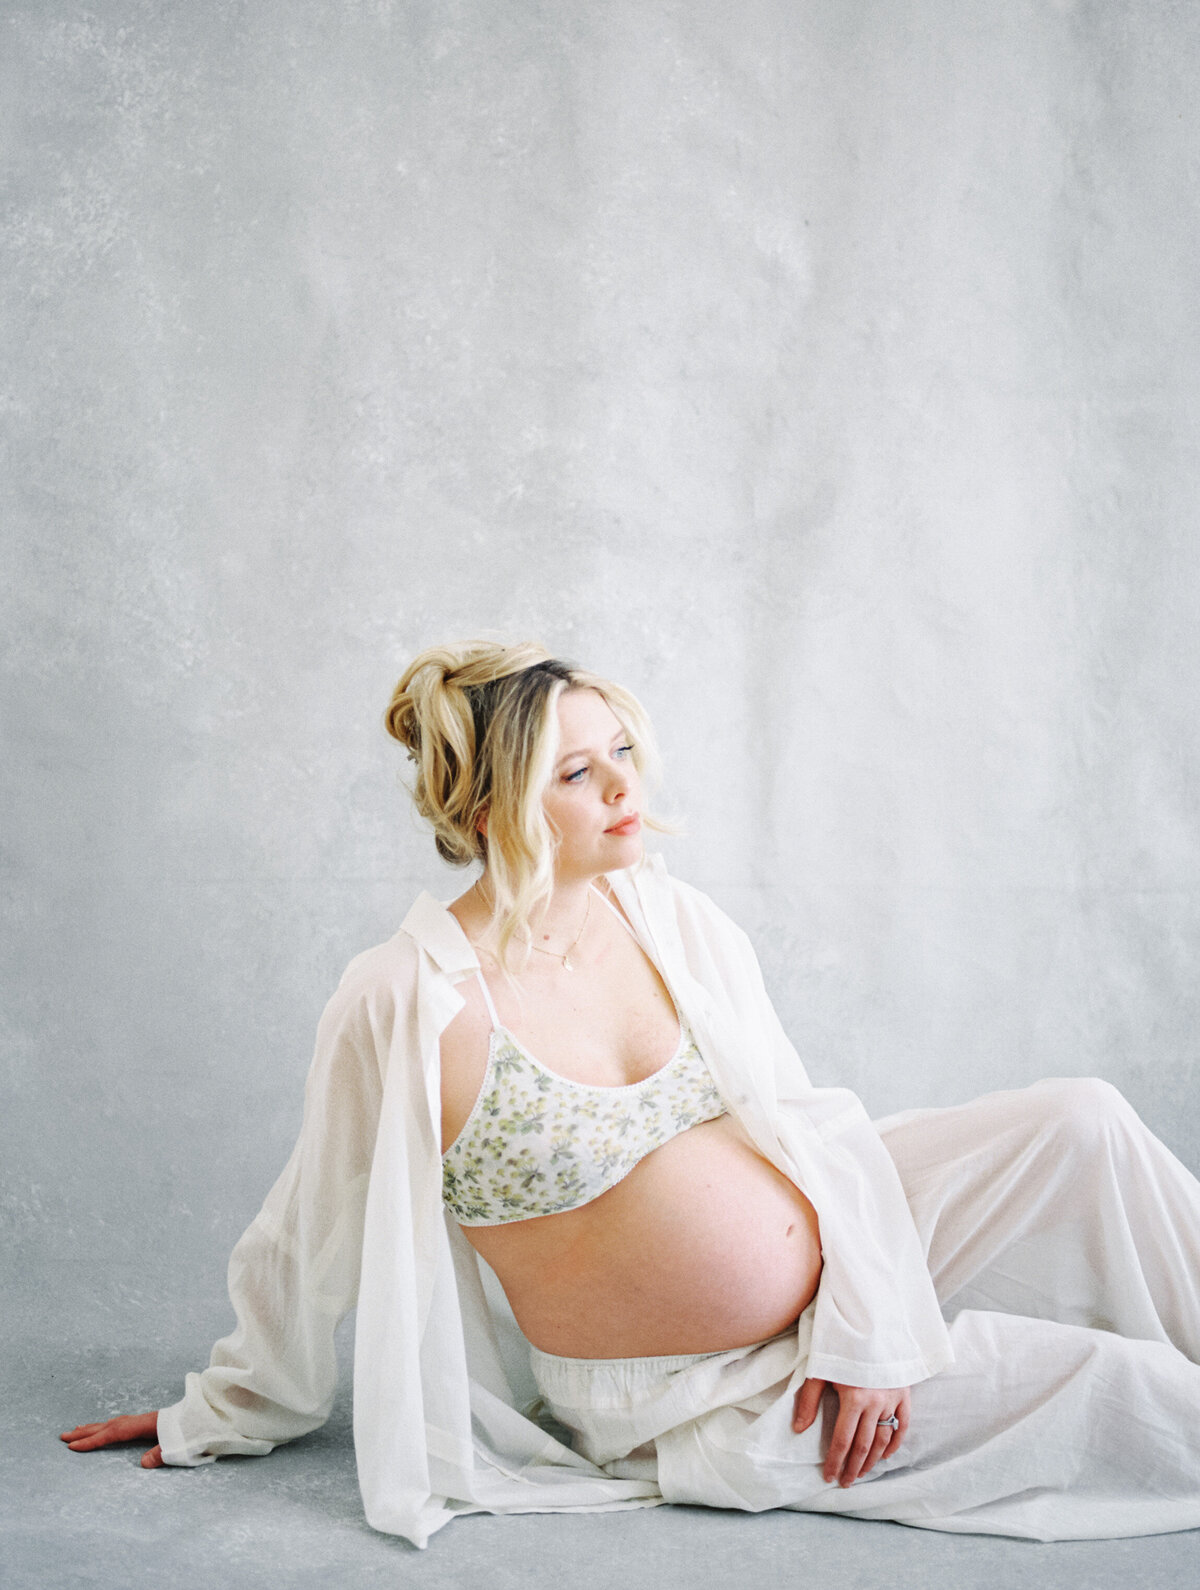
[527,890,591,972]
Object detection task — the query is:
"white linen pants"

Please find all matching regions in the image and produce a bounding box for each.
[529,1078,1200,1540]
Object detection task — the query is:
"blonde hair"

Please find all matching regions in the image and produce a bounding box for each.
[385,640,663,966]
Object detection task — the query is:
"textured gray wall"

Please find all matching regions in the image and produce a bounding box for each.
[5,0,1200,1351]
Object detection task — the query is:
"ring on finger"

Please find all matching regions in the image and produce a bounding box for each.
[876,1415,900,1430]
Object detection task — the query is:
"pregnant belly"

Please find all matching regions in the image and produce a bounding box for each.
[462,1115,824,1358]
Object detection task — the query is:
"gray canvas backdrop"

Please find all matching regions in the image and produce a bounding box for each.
[4,0,1199,1357]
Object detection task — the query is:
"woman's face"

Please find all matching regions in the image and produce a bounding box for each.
[541,688,643,882]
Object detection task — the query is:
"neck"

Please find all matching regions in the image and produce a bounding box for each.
[474,871,602,947]
[530,876,595,945]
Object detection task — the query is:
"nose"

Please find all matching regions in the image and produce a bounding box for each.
[605,760,631,802]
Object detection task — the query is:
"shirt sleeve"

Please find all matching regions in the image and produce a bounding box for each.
[156,966,390,1464]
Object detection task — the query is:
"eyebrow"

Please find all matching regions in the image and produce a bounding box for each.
[554,731,629,769]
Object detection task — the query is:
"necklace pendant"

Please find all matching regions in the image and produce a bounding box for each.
[561,954,574,972]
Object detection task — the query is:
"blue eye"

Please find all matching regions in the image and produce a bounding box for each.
[562,745,633,784]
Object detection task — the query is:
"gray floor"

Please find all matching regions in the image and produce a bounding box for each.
[6,1341,1200,1590]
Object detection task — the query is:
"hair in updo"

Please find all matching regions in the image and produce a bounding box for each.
[385,640,661,964]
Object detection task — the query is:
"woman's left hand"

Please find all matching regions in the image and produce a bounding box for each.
[792,1378,910,1487]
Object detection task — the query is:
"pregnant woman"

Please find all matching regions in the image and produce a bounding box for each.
[63,641,1200,1547]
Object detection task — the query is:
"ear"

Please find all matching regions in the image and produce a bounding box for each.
[477,809,489,837]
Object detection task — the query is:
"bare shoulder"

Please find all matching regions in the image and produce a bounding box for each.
[438,974,494,1149]
[435,892,495,1141]
[439,972,493,1062]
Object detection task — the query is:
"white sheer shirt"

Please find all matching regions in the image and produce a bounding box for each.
[156,854,953,1547]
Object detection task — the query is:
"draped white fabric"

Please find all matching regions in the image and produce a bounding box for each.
[157,856,954,1546]
[534,1077,1200,1539]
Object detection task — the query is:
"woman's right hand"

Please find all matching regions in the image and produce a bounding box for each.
[60,1411,163,1468]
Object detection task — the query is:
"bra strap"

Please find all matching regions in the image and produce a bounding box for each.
[589,882,640,944]
[474,968,501,1030]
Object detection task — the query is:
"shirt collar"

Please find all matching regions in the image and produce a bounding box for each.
[399,891,481,979]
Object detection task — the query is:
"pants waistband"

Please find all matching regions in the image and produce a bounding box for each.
[528,1342,731,1374]
[528,1328,801,1414]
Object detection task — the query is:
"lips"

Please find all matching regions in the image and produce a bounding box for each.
[606,813,641,836]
